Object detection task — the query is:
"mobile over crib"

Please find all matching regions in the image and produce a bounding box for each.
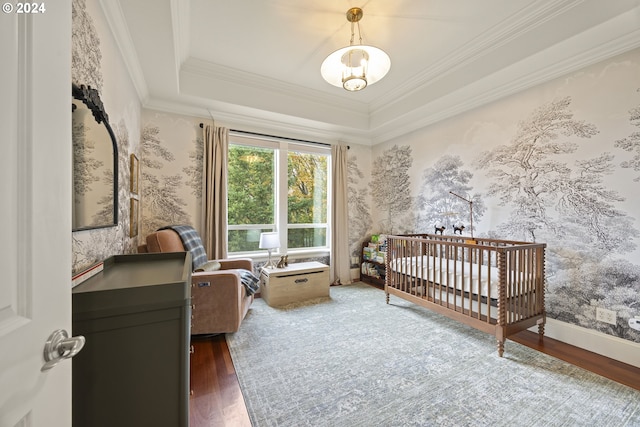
[385,234,546,356]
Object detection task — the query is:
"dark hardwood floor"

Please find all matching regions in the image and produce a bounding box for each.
[189,289,640,427]
[190,334,252,427]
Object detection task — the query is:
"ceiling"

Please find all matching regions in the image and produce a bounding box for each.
[102,0,640,145]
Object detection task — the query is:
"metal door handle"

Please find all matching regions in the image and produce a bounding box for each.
[295,278,308,284]
[41,329,85,371]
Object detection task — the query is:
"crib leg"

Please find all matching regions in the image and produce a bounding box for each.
[385,292,389,304]
[497,340,504,357]
[538,322,545,340]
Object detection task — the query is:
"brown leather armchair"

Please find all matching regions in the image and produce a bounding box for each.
[139,229,254,334]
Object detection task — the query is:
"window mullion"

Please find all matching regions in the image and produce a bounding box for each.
[326,154,332,256]
[277,142,288,254]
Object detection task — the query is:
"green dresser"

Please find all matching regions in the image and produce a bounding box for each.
[72,252,192,427]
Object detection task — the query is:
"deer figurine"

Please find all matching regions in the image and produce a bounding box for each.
[453,224,465,235]
[276,255,288,268]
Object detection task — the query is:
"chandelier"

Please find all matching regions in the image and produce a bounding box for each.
[320,7,391,92]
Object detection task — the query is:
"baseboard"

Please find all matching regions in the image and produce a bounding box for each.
[536,319,640,368]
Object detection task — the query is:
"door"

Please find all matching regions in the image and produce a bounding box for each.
[0,2,74,426]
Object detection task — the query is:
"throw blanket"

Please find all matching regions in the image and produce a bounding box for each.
[159,225,259,295]
[159,225,208,271]
[238,269,260,296]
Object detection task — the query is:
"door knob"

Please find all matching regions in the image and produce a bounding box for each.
[41,329,85,371]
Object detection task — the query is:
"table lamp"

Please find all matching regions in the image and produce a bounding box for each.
[259,232,280,269]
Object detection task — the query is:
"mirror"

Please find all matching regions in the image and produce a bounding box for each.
[72,84,118,231]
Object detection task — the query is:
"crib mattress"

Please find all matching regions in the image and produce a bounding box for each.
[390,256,500,298]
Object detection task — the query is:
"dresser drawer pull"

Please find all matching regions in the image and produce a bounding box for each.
[294,278,308,284]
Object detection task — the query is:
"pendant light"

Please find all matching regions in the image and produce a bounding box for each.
[321,7,391,92]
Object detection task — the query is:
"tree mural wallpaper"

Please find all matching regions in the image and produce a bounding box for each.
[140,125,190,237]
[71,0,140,275]
[72,0,103,92]
[347,155,372,266]
[371,145,414,234]
[414,155,486,235]
[615,89,640,182]
[183,133,204,198]
[72,114,103,226]
[476,97,602,242]
[474,96,639,340]
[373,76,640,344]
[72,119,132,274]
[114,119,136,254]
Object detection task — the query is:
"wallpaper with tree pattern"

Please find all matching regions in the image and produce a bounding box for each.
[72,0,140,275]
[371,49,640,343]
[347,147,373,267]
[140,121,196,238]
[72,0,102,93]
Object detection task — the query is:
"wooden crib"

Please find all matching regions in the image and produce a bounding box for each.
[385,234,546,356]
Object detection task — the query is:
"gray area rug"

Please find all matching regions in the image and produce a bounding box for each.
[227,282,640,426]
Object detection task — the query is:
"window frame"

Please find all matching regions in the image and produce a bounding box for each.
[226,132,332,259]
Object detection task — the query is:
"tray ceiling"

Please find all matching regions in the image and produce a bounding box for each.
[103,0,640,145]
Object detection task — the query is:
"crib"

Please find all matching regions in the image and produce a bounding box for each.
[385,234,546,356]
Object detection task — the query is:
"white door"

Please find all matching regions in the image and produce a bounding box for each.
[0,2,74,426]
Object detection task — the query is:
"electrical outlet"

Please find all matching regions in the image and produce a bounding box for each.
[596,307,617,325]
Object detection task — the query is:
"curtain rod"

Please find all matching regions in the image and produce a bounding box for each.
[199,123,348,149]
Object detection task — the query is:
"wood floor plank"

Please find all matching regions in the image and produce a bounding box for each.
[189,335,251,427]
[510,330,640,391]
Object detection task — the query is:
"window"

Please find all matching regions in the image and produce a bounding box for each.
[227,133,330,256]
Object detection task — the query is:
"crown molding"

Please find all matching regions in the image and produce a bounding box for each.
[98,0,149,103]
[370,0,582,114]
[180,57,368,114]
[142,96,373,146]
[371,7,640,144]
[170,0,189,68]
[180,58,372,132]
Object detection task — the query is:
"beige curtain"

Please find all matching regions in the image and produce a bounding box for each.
[330,144,351,285]
[202,123,229,259]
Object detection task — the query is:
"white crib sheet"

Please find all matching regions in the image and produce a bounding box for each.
[390,255,500,298]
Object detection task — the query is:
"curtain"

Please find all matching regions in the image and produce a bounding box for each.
[330,144,351,285]
[202,123,229,259]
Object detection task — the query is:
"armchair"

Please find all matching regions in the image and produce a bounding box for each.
[139,228,254,334]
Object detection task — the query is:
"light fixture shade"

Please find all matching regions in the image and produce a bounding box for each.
[321,44,390,91]
[259,232,280,250]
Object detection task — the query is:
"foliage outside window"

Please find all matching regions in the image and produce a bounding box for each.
[227,134,330,255]
[227,144,275,252]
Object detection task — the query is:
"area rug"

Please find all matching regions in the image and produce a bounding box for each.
[226,282,640,427]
